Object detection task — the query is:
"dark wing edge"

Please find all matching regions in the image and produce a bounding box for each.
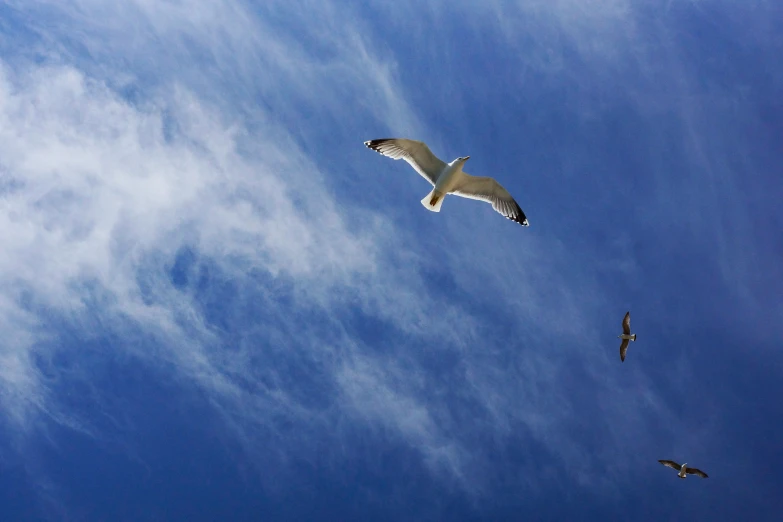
[658,460,681,470]
[451,190,529,227]
[506,199,529,227]
[487,197,529,227]
[622,311,631,334]
[686,468,708,478]
[620,339,629,362]
[364,138,399,153]
[363,138,441,185]
[450,177,530,227]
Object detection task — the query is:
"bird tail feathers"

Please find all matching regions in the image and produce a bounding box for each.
[632,334,637,341]
[421,189,445,212]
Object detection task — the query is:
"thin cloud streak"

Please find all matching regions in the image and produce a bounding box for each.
[0,0,661,488]
[0,53,486,486]
[1,2,777,516]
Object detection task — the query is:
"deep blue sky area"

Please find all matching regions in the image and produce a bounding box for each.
[0,1,781,521]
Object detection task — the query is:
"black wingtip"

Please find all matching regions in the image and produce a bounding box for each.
[364,139,390,155]
[364,138,392,150]
[512,202,529,227]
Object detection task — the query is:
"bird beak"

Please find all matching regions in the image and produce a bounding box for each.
[463,156,470,161]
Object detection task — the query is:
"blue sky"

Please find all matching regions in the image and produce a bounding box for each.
[0,0,781,520]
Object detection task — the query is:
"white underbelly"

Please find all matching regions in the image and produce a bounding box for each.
[434,167,460,193]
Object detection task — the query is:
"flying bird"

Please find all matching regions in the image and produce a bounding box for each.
[618,311,637,362]
[364,138,529,226]
[658,460,708,479]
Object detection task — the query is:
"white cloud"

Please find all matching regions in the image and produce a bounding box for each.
[0,47,480,483]
[0,0,718,503]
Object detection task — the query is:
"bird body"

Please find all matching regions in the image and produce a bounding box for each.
[618,311,636,362]
[422,156,470,212]
[364,139,529,226]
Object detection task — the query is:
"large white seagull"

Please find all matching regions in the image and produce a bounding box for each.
[364,138,529,227]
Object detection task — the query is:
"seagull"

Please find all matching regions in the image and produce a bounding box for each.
[658,460,708,479]
[618,311,637,362]
[364,138,529,226]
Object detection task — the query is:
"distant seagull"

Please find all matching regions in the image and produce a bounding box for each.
[618,311,637,362]
[659,460,709,479]
[364,138,529,226]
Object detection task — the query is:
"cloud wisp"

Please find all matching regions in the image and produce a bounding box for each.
[2,2,779,518]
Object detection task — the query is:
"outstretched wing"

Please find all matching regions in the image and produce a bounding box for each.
[686,467,708,478]
[450,173,529,226]
[622,311,631,335]
[364,138,446,186]
[659,460,681,470]
[620,339,630,362]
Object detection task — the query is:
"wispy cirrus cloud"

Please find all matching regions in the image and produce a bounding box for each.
[0,0,671,468]
[1,2,780,519]
[0,1,485,487]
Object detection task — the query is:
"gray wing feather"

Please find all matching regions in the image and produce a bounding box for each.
[451,173,529,226]
[620,339,629,362]
[659,460,681,470]
[686,468,708,478]
[622,311,631,334]
[364,138,446,186]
